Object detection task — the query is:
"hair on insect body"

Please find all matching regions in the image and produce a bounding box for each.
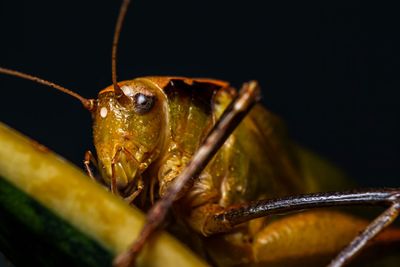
[1,1,400,267]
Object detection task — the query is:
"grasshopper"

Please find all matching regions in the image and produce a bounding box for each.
[1,1,399,266]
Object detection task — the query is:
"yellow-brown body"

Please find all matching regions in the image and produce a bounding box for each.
[92,77,399,266]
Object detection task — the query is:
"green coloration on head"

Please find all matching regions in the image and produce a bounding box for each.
[93,79,169,192]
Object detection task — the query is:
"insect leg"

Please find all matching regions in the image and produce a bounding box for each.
[202,188,400,233]
[113,81,261,267]
[123,179,144,204]
[328,202,400,267]
[83,150,99,182]
[193,188,399,266]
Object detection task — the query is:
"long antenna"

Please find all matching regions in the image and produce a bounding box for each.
[0,67,95,111]
[111,0,131,95]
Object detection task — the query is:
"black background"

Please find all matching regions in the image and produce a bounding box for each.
[0,0,399,188]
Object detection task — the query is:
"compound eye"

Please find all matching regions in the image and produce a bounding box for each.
[133,93,155,114]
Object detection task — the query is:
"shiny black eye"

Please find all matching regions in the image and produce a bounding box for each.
[133,93,155,114]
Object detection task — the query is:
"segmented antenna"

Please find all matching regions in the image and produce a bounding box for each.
[112,0,131,95]
[0,67,95,111]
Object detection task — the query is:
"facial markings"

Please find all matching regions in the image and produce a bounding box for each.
[100,107,108,118]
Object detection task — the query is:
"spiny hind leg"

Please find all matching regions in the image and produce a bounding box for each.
[193,206,400,267]
[328,202,400,267]
[189,189,400,266]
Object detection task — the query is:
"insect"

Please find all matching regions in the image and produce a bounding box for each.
[0,0,400,267]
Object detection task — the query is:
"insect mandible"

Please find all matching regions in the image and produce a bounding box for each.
[1,1,400,267]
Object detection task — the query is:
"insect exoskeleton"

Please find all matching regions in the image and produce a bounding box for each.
[93,78,167,198]
[1,0,400,265]
[92,77,235,203]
